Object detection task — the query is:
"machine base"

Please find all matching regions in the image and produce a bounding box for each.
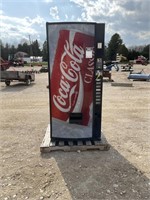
[40,124,110,153]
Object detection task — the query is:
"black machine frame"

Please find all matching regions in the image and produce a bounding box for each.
[46,22,105,141]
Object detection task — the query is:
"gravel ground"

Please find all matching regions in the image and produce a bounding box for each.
[0,64,150,200]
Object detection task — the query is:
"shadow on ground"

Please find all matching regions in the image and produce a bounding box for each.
[0,82,35,92]
[41,146,150,200]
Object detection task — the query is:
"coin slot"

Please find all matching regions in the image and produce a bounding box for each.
[69,113,83,125]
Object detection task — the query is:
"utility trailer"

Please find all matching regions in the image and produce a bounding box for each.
[0,71,35,86]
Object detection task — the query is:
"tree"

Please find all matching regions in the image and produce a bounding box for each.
[32,40,41,56]
[1,43,10,60]
[16,42,30,55]
[142,44,149,59]
[17,44,25,52]
[107,33,123,60]
[42,40,48,61]
[127,50,140,60]
[0,40,5,59]
[118,44,128,58]
[22,42,30,55]
[8,45,17,60]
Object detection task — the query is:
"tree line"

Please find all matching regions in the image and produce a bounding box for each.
[0,33,149,62]
[0,39,48,61]
[105,33,149,61]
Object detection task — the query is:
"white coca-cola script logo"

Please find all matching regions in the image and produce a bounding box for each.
[53,38,84,112]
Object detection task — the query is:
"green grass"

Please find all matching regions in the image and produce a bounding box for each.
[24,62,48,66]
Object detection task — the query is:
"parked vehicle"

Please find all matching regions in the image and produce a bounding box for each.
[135,56,148,65]
[0,71,35,86]
[0,57,10,71]
[39,66,48,73]
[13,59,24,67]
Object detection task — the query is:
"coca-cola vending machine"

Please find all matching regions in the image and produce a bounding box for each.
[47,22,105,141]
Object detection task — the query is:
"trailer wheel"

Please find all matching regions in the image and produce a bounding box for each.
[26,78,31,86]
[5,80,11,86]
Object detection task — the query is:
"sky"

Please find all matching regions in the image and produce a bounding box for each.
[0,0,150,48]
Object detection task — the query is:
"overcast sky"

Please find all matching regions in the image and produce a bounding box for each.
[0,0,149,47]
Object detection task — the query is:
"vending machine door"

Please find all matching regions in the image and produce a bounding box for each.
[47,22,104,140]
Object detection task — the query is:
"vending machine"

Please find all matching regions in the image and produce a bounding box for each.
[47,22,105,141]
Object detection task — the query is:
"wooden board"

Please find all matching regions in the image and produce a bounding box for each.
[111,82,133,87]
[40,124,110,153]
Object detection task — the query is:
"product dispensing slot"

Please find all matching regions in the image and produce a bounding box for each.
[69,113,83,124]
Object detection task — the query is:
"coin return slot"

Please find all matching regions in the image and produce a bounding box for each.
[69,113,83,125]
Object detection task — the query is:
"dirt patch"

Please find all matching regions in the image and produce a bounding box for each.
[0,64,150,200]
